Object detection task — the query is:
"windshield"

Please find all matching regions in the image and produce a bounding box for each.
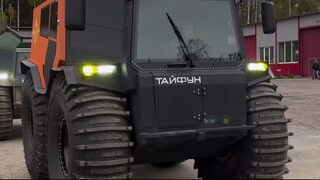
[136,0,240,62]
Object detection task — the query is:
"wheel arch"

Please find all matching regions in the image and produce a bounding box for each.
[21,61,78,94]
[247,74,273,88]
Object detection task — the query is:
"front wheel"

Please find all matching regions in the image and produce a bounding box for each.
[195,82,293,179]
[48,74,133,179]
[0,86,13,140]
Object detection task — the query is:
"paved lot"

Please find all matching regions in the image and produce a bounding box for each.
[1,79,320,179]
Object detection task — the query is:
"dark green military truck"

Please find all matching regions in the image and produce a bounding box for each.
[0,27,31,140]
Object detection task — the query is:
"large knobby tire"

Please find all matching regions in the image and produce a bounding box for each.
[195,82,293,179]
[47,74,133,179]
[0,86,13,140]
[21,71,49,178]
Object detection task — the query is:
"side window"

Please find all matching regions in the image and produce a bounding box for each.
[50,2,58,39]
[279,42,285,63]
[270,47,274,64]
[259,46,274,64]
[40,6,50,37]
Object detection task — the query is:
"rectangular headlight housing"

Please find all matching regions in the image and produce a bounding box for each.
[247,62,268,72]
[81,64,117,77]
[97,65,117,74]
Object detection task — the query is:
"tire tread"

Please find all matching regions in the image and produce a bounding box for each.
[0,86,13,141]
[195,82,293,179]
[21,71,49,179]
[49,73,133,179]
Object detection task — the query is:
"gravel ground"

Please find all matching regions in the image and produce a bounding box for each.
[0,78,320,179]
[276,79,320,179]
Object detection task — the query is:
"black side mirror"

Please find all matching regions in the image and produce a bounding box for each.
[261,1,276,34]
[65,0,86,31]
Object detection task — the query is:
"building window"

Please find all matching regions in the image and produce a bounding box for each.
[292,41,298,63]
[49,2,58,39]
[40,6,50,38]
[259,46,274,64]
[278,41,298,64]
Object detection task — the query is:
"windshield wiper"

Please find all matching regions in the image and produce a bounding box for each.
[166,13,195,68]
[167,61,188,68]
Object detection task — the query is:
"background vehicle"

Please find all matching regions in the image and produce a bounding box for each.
[21,0,293,179]
[0,27,31,140]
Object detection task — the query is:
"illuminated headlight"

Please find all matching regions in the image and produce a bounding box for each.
[81,65,117,77]
[247,62,268,72]
[0,73,9,80]
[98,65,117,74]
[82,65,96,76]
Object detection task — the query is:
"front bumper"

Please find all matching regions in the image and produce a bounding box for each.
[133,124,254,164]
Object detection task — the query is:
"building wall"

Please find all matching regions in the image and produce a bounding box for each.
[243,13,320,77]
[277,18,298,42]
[300,14,320,77]
[244,36,256,61]
[243,25,255,36]
[243,25,257,61]
[300,14,320,28]
[273,18,299,76]
[256,24,275,51]
[300,28,320,77]
[256,24,277,76]
[270,64,300,76]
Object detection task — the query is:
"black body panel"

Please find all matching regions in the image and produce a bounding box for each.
[133,125,252,164]
[130,70,249,163]
[58,0,273,164]
[64,0,131,92]
[66,0,125,63]
[44,40,56,87]
[133,70,247,130]
[155,83,203,129]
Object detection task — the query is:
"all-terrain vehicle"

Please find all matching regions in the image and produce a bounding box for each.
[0,27,31,140]
[21,0,293,179]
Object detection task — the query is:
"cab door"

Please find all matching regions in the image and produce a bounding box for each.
[30,0,64,90]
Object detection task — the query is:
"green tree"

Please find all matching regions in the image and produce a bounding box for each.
[27,0,45,8]
[0,12,8,31]
[7,3,15,26]
[292,0,320,16]
[240,0,263,24]
[20,0,35,27]
[241,0,320,25]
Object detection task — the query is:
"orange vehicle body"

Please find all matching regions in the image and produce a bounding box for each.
[30,0,65,89]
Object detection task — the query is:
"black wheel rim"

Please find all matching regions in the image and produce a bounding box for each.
[28,107,34,143]
[58,116,69,176]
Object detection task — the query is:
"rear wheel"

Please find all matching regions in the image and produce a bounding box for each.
[21,71,49,178]
[0,86,13,140]
[195,82,293,179]
[48,74,133,179]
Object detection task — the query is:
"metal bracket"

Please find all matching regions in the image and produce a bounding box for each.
[193,113,207,121]
[192,87,207,96]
